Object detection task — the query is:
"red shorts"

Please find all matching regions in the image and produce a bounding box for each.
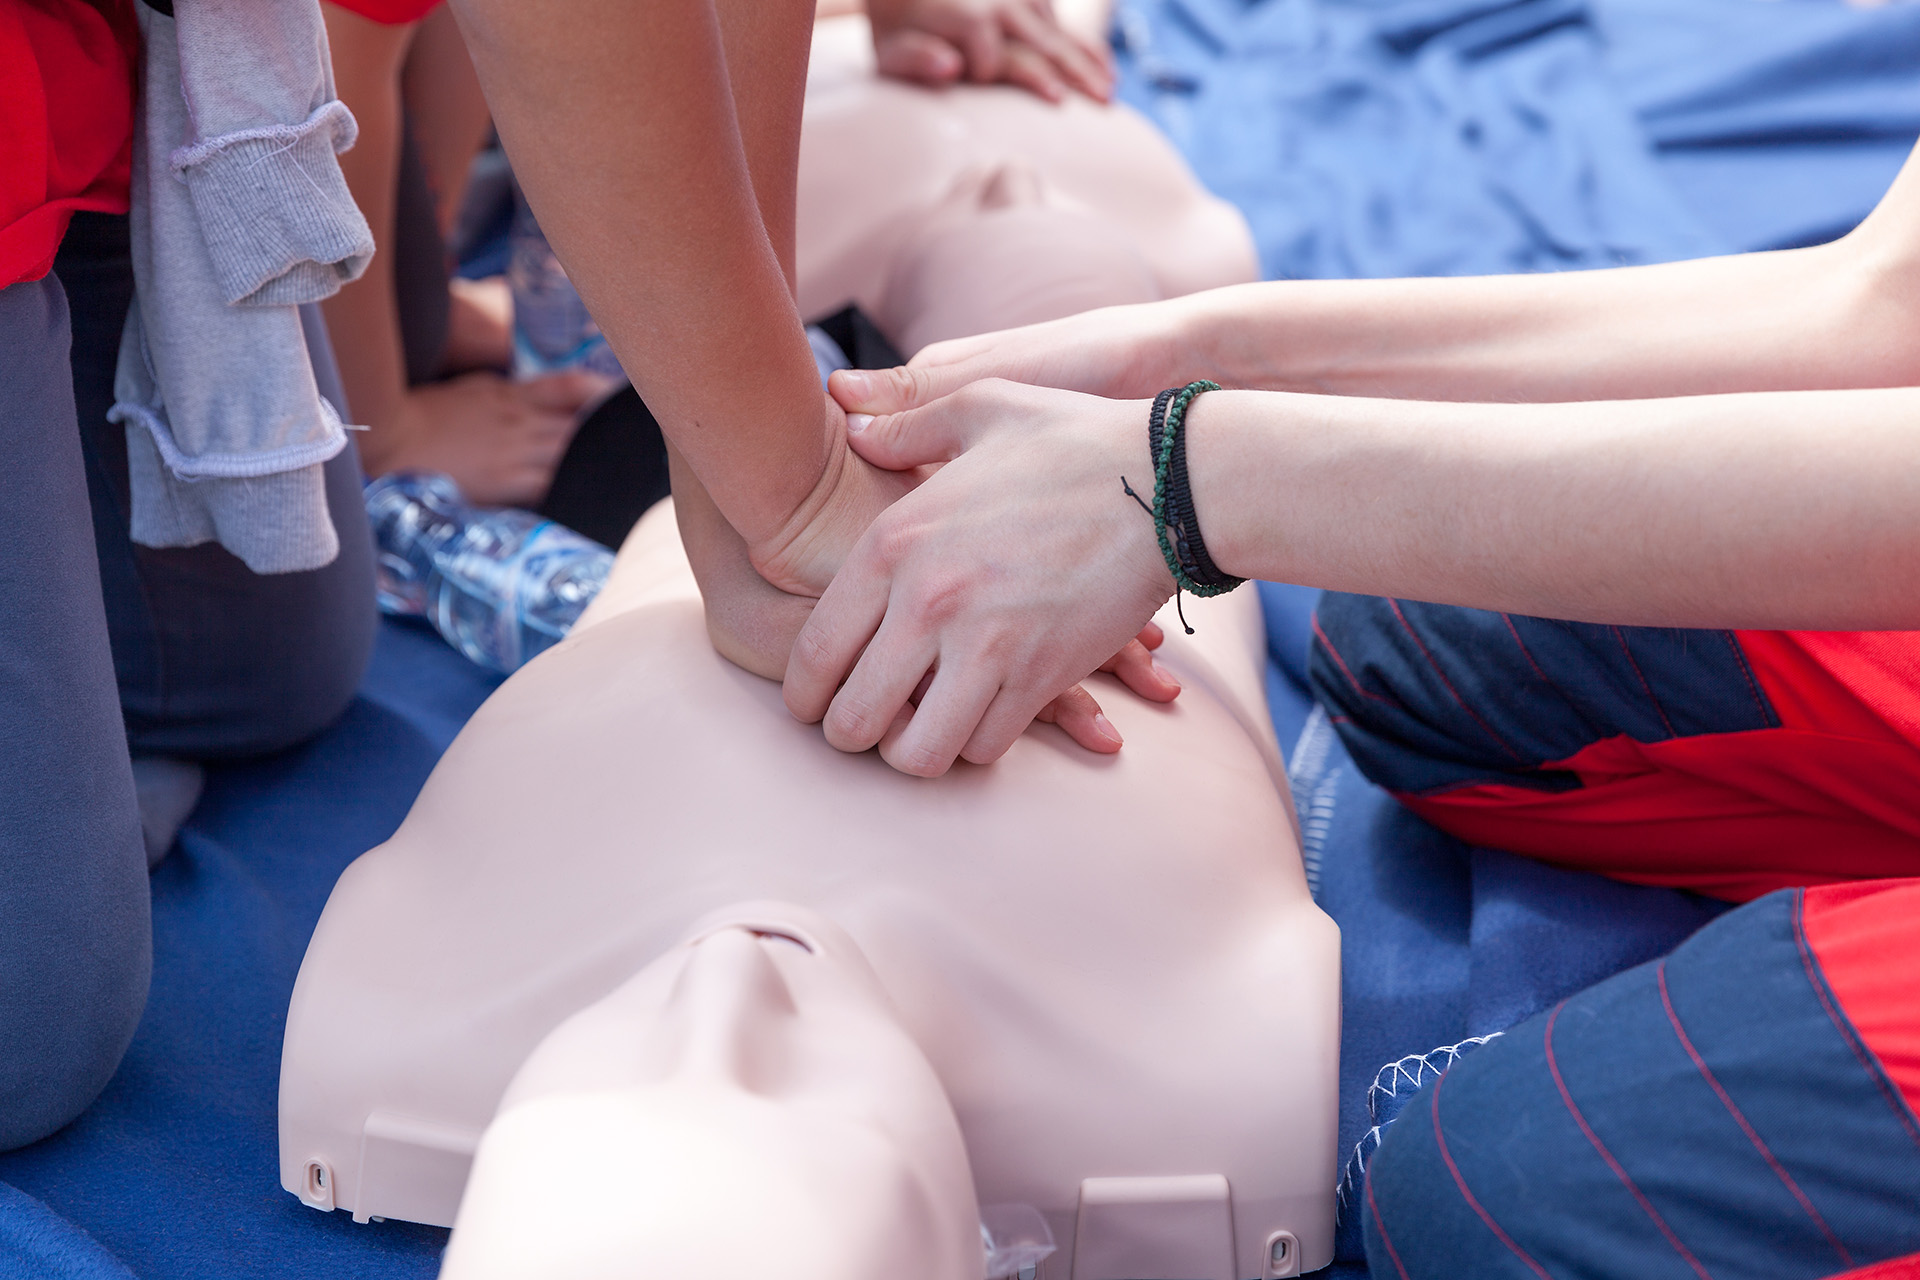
[1310,596,1920,900]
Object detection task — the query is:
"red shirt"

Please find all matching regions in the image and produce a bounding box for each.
[331,0,441,23]
[0,0,139,290]
[0,0,441,292]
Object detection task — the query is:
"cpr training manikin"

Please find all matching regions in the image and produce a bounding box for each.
[276,20,1339,1280]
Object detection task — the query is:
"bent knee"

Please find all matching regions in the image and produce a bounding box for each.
[230,622,373,756]
[0,925,150,1151]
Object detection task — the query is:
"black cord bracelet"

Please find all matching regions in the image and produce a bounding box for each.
[1164,385,1243,593]
[1121,381,1245,633]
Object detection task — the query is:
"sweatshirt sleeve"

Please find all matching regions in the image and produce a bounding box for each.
[166,0,373,307]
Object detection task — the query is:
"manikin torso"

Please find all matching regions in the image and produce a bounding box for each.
[794,15,1257,346]
[279,503,1340,1278]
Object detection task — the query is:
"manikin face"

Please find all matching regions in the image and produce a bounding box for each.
[438,905,983,1280]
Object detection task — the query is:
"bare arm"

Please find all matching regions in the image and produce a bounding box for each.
[835,145,1920,415]
[1186,235,1920,405]
[319,3,411,439]
[787,377,1920,775]
[446,0,832,558]
[448,0,1169,758]
[1188,386,1920,629]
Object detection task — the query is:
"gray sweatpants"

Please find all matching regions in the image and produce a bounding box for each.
[0,213,375,1151]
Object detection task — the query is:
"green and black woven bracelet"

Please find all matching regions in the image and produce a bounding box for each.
[1123,380,1245,633]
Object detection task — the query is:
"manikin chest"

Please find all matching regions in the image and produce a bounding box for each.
[277,511,1340,1278]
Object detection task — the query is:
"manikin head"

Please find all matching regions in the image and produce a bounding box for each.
[877,161,1162,356]
[438,904,983,1280]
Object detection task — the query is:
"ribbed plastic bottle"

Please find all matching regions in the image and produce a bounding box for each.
[507,188,626,381]
[366,472,612,674]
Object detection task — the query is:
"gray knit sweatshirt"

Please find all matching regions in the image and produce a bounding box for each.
[109,0,375,575]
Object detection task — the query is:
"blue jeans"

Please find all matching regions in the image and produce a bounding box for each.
[0,214,374,1150]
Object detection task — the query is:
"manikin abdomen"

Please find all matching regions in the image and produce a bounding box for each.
[277,504,1341,1277]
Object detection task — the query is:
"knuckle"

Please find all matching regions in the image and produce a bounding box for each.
[826,699,878,747]
[791,626,836,674]
[906,366,940,406]
[897,742,952,778]
[906,574,974,626]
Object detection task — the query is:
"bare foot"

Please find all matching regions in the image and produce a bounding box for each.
[359,369,610,506]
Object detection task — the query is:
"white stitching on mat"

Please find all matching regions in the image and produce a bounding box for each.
[1288,706,1342,899]
[1336,1034,1505,1225]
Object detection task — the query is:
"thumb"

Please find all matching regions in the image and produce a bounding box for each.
[829,362,956,416]
[845,395,975,471]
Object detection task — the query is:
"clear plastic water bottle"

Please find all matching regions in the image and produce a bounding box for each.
[366,472,612,674]
[507,188,626,381]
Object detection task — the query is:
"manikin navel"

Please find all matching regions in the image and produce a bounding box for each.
[278,502,1339,1279]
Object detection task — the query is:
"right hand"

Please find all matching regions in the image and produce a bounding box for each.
[365,369,608,507]
[867,0,1115,104]
[828,298,1194,422]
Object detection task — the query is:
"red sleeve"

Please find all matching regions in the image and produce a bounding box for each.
[0,0,139,290]
[326,0,443,25]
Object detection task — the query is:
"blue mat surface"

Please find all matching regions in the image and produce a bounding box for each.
[1114,0,1920,275]
[5,2,1918,1275]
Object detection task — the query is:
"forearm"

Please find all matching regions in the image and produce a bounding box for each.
[1190,385,1920,630]
[319,3,411,444]
[448,0,826,548]
[1174,231,1920,405]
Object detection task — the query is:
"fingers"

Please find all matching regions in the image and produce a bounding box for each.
[783,541,895,726]
[999,40,1067,103]
[873,28,965,85]
[829,363,951,417]
[1002,3,1113,100]
[843,391,976,470]
[961,683,1064,764]
[1032,684,1124,755]
[819,616,938,754]
[956,13,1006,83]
[1101,637,1181,703]
[878,666,1004,776]
[1137,619,1166,651]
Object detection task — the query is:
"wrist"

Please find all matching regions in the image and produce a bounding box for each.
[744,396,845,588]
[745,394,920,599]
[1162,289,1256,389]
[1173,282,1323,394]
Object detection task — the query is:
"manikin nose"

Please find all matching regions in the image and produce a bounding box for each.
[658,927,805,1095]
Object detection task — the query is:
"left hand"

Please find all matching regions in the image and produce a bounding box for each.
[867,0,1115,103]
[783,379,1177,777]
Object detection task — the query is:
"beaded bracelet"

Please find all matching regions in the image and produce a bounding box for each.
[1122,380,1245,633]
